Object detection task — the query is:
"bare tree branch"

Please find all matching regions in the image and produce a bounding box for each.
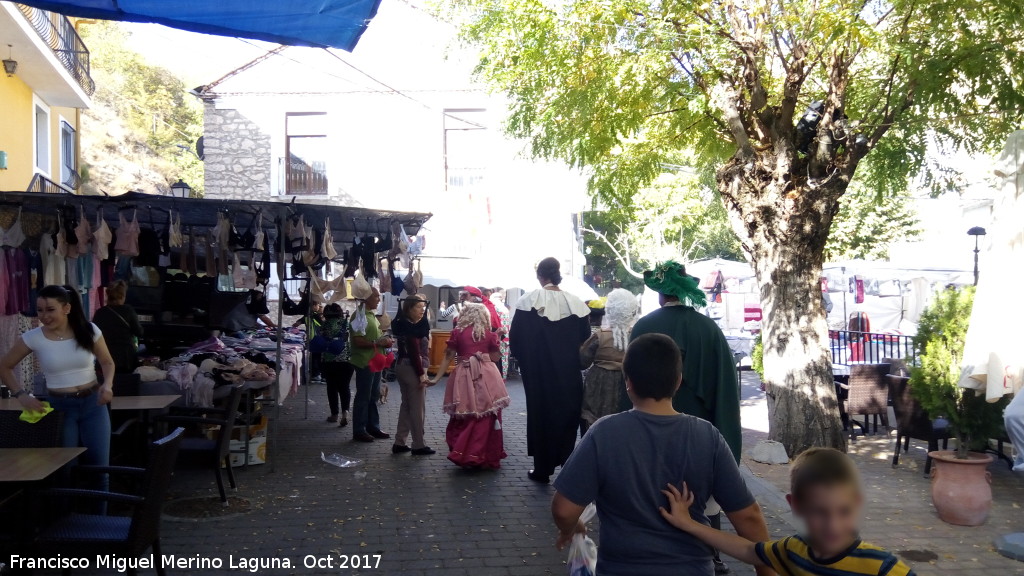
[581,227,645,279]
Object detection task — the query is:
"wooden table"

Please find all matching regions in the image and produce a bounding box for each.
[110,395,181,411]
[0,447,86,482]
[0,395,181,411]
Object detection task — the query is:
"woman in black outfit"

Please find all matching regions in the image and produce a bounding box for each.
[92,280,144,375]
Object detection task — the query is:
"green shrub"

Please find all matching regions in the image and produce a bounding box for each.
[910,287,1007,458]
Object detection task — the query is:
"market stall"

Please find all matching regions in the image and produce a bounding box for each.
[0,190,431,466]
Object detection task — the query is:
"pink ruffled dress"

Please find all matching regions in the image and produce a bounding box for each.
[442,329,510,469]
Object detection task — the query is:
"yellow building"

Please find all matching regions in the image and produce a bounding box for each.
[0,3,92,194]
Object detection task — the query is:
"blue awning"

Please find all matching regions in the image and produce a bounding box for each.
[15,0,382,50]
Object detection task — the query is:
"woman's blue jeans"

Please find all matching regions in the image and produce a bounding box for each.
[49,393,111,493]
[352,366,382,436]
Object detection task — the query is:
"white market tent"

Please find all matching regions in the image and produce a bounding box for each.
[637,257,972,334]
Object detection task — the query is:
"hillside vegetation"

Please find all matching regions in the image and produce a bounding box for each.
[78,21,203,196]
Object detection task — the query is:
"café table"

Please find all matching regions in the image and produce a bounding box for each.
[0,447,86,482]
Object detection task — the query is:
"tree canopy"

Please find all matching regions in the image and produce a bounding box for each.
[443,0,1024,205]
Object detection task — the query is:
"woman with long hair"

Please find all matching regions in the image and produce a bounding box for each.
[579,288,638,432]
[391,294,435,455]
[431,303,510,469]
[0,285,118,476]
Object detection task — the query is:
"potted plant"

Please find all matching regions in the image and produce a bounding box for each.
[910,286,1008,526]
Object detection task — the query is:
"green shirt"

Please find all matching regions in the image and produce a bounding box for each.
[348,311,381,369]
[629,305,743,461]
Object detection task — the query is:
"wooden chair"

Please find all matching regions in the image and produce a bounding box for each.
[157,384,244,503]
[887,375,950,475]
[31,428,184,576]
[844,363,891,438]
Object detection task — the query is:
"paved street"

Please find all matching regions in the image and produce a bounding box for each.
[16,371,1024,575]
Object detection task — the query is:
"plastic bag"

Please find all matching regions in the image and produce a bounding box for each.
[567,503,597,576]
[321,452,363,468]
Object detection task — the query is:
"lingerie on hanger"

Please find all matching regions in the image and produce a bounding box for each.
[0,206,26,248]
[321,217,338,260]
[359,235,377,278]
[232,252,257,290]
[378,259,392,294]
[281,287,310,316]
[74,205,92,248]
[343,242,359,278]
[169,210,183,248]
[254,247,270,283]
[252,213,265,251]
[93,209,112,261]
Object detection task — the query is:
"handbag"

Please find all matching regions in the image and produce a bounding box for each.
[309,334,330,354]
[368,345,395,373]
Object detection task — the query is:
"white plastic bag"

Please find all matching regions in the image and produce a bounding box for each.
[567,503,597,576]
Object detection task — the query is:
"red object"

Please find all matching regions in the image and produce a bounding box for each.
[368,350,395,372]
[464,286,483,298]
[744,306,763,322]
[849,341,864,362]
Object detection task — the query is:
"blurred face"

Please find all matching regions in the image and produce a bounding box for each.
[365,289,381,311]
[459,290,470,302]
[37,297,70,329]
[788,483,862,556]
[407,301,427,322]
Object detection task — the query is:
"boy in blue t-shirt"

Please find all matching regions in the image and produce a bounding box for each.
[660,447,916,576]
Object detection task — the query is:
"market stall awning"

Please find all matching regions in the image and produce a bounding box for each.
[0,191,432,238]
[16,0,382,50]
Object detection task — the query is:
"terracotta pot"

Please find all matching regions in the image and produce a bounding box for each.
[928,450,994,526]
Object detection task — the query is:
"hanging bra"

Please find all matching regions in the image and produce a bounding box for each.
[321,217,338,260]
[232,253,257,290]
[115,210,140,257]
[0,207,26,248]
[168,211,183,248]
[252,213,265,251]
[93,209,112,260]
[74,205,92,248]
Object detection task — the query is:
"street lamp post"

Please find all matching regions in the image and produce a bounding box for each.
[967,226,987,286]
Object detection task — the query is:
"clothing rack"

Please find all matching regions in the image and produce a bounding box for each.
[0,189,431,470]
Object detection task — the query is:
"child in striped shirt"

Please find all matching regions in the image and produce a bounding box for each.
[659,447,915,576]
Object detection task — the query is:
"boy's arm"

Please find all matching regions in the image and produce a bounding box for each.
[659,484,767,568]
[727,503,777,576]
[552,492,586,550]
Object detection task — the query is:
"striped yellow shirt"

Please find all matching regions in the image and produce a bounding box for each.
[755,535,916,576]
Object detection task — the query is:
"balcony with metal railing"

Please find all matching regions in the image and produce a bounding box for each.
[15,4,94,96]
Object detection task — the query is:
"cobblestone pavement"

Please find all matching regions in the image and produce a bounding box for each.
[20,372,1024,575]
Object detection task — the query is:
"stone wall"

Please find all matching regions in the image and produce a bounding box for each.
[202,102,272,200]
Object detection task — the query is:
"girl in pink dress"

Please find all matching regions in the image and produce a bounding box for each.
[431,303,510,469]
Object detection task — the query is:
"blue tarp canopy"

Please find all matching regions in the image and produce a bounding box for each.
[16,0,382,50]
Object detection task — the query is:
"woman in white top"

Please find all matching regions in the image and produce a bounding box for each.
[1,285,117,475]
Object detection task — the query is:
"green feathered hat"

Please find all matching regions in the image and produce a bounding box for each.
[643,261,707,308]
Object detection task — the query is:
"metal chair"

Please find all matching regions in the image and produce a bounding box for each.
[844,363,891,438]
[157,384,244,503]
[30,428,184,576]
[0,409,64,448]
[887,375,950,475]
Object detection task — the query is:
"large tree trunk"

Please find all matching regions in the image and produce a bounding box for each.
[718,160,849,455]
[750,236,847,454]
